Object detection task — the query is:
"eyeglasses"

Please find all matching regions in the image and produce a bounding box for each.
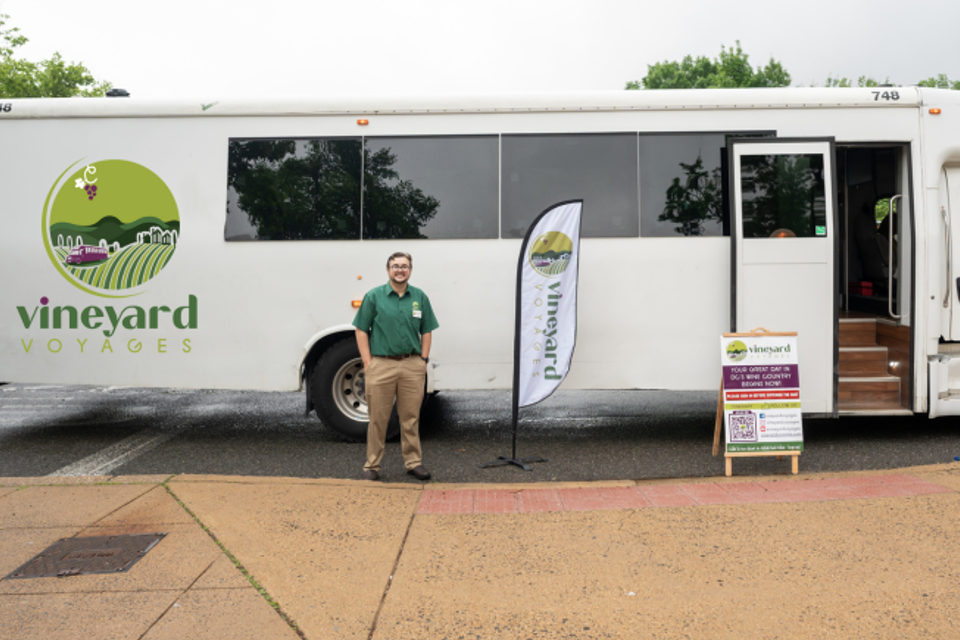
[389,265,410,271]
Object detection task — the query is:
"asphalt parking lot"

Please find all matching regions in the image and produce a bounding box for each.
[2,384,959,482]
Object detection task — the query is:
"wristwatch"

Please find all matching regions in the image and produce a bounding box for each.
[421,356,429,364]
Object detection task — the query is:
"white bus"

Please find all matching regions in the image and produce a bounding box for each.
[2,88,960,441]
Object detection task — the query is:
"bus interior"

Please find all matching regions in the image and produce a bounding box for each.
[836,144,912,414]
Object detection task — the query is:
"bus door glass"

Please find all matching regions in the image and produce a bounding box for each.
[730,139,839,416]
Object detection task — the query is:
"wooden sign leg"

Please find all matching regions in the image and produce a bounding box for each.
[725,452,800,477]
[712,379,723,457]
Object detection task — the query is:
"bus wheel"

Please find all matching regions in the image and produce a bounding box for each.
[312,338,399,442]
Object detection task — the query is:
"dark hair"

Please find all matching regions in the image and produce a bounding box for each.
[386,252,413,269]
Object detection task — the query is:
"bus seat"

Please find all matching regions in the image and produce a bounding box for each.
[855,202,888,283]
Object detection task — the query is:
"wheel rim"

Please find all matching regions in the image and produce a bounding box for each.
[332,357,368,422]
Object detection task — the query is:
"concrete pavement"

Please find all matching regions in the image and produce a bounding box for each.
[3,465,960,639]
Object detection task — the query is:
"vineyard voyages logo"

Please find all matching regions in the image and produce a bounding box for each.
[43,159,179,296]
[726,340,748,362]
[527,231,576,381]
[529,231,573,277]
[16,159,195,356]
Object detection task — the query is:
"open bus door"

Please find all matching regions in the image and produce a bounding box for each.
[931,166,960,417]
[730,138,839,417]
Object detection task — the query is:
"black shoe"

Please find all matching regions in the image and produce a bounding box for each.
[362,469,380,481]
[407,465,431,481]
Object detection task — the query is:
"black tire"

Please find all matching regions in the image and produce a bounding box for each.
[312,338,399,442]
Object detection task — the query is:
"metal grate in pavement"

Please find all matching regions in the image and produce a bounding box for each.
[5,532,166,579]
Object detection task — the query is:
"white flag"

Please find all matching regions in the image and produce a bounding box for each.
[515,200,583,408]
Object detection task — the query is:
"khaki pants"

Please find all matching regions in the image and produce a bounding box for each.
[364,356,426,472]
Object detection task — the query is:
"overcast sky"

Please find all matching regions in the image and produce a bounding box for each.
[3,0,958,99]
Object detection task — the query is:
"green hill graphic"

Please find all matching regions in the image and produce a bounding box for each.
[50,216,180,249]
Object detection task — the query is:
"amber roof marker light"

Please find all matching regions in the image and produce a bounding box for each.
[357,118,370,126]
[930,108,942,115]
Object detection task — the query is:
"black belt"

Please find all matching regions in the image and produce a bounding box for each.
[378,353,418,361]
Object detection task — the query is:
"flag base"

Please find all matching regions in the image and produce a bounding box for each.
[479,455,548,472]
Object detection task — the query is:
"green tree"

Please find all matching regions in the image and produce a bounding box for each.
[822,74,958,90]
[626,42,790,90]
[823,75,890,88]
[919,74,960,90]
[0,13,111,97]
[825,76,873,87]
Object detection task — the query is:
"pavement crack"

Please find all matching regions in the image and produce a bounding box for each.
[135,557,216,640]
[162,482,306,639]
[367,496,419,640]
[81,483,158,533]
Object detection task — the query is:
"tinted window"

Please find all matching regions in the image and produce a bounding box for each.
[640,134,727,237]
[501,134,639,238]
[226,138,362,241]
[363,136,498,239]
[740,154,827,238]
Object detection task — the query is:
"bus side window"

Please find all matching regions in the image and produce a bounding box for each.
[226,138,363,241]
[362,136,499,240]
[639,133,728,238]
[501,133,640,239]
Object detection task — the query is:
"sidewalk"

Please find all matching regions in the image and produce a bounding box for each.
[2,464,960,640]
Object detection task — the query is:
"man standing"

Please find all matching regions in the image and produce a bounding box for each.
[353,252,439,481]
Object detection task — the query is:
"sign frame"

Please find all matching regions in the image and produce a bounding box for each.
[714,328,804,476]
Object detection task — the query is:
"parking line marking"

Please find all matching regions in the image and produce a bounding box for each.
[47,430,180,477]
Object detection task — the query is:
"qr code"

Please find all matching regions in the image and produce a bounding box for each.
[728,411,758,442]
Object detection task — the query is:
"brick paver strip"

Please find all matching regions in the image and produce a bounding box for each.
[417,474,952,515]
[418,489,476,514]
[598,487,651,509]
[516,489,564,513]
[638,484,699,508]
[678,483,738,505]
[474,489,521,514]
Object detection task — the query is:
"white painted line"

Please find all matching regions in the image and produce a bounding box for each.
[47,430,180,477]
[1,400,76,405]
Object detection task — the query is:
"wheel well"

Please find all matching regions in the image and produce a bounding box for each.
[302,331,355,414]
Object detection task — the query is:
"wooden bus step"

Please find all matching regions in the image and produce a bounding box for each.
[838,375,900,405]
[839,346,889,375]
[839,318,878,347]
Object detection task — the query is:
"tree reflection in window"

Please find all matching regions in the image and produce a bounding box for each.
[740,154,826,238]
[639,134,727,238]
[658,156,723,236]
[227,138,363,241]
[362,144,440,240]
[226,138,441,241]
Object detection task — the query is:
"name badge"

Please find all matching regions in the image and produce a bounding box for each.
[413,310,422,318]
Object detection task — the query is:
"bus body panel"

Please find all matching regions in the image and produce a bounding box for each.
[2,88,959,422]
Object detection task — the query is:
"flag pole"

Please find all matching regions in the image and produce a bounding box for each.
[480,201,584,472]
[480,250,546,470]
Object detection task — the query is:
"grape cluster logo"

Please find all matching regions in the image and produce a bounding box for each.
[43,160,179,298]
[528,231,573,277]
[725,340,748,362]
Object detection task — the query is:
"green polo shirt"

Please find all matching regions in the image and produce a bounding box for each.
[352,283,439,357]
